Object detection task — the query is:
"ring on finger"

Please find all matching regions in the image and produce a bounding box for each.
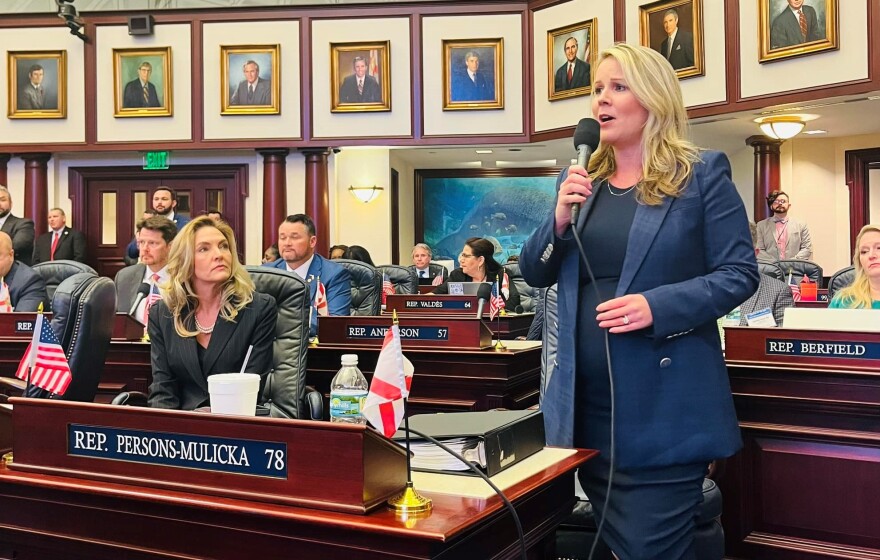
[622,314,630,326]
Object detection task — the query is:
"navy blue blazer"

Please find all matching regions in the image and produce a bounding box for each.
[520,150,758,469]
[263,254,351,336]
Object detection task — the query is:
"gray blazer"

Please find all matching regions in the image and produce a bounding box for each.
[755,217,812,263]
[114,263,147,314]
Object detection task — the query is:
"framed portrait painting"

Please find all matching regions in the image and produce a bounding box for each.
[442,38,504,111]
[221,44,280,115]
[759,0,838,63]
[7,50,66,119]
[113,47,172,117]
[639,0,704,80]
[330,41,391,113]
[547,20,598,101]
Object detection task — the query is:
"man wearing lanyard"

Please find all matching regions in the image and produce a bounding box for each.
[755,190,813,263]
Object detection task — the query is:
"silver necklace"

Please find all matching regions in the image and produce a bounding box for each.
[194,315,215,334]
[607,183,636,197]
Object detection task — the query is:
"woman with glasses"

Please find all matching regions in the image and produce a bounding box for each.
[431,237,520,309]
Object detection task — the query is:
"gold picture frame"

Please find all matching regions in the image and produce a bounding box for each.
[7,50,66,119]
[759,0,838,63]
[442,38,504,111]
[547,20,598,102]
[330,41,391,113]
[639,0,704,80]
[220,44,280,115]
[113,47,172,118]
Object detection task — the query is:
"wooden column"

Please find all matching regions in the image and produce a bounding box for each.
[301,148,332,258]
[259,148,289,252]
[0,154,10,187]
[21,153,51,236]
[746,136,783,221]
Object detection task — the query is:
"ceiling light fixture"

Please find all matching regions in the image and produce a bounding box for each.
[348,185,384,204]
[756,115,806,140]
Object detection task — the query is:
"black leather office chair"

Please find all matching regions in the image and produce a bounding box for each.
[334,258,381,315]
[378,264,418,295]
[0,272,115,402]
[31,260,97,310]
[828,266,855,300]
[776,259,823,287]
[246,266,321,420]
[505,263,538,312]
[758,262,784,281]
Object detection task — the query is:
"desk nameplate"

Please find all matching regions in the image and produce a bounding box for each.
[318,316,493,349]
[385,294,478,316]
[725,326,880,371]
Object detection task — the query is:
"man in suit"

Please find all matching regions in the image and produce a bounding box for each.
[554,37,591,92]
[737,222,796,326]
[264,214,351,338]
[18,64,55,111]
[124,186,191,262]
[0,232,48,312]
[229,60,272,106]
[657,8,695,70]
[755,190,813,263]
[122,61,161,108]
[770,0,823,49]
[338,56,381,104]
[451,51,493,102]
[409,243,443,281]
[116,216,177,325]
[0,186,35,267]
[32,208,87,264]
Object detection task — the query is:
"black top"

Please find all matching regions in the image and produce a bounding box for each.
[431,267,521,310]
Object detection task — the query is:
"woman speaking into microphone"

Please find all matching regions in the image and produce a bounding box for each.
[148,216,276,410]
[520,44,757,558]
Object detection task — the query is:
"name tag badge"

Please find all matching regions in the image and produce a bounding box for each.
[746,307,777,327]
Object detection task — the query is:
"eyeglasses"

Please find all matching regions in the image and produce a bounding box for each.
[459,252,477,259]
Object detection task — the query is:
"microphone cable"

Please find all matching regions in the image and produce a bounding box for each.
[570,218,616,560]
[404,426,527,560]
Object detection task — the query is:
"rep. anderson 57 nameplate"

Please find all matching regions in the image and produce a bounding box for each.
[68,424,288,478]
[766,338,878,360]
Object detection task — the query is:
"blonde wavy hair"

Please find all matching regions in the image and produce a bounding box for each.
[162,216,255,337]
[588,43,702,205]
[833,224,880,309]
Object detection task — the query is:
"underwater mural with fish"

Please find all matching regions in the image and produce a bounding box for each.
[415,168,560,264]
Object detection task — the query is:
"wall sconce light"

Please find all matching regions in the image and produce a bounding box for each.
[349,185,384,204]
[755,115,806,140]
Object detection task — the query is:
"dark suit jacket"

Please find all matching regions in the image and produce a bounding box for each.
[430,267,521,310]
[339,75,381,103]
[230,78,272,106]
[125,213,192,262]
[451,71,493,102]
[5,261,48,312]
[1,215,35,267]
[114,263,147,314]
[770,5,822,49]
[122,79,161,108]
[554,58,591,92]
[18,85,53,110]
[520,151,758,469]
[264,254,351,337]
[32,227,87,264]
[658,29,695,70]
[148,292,277,411]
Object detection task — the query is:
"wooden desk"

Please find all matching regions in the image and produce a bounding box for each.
[722,327,880,559]
[0,447,593,560]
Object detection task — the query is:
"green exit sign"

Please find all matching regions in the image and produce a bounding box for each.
[143,151,170,170]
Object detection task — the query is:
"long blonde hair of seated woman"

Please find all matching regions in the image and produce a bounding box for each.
[834,224,880,309]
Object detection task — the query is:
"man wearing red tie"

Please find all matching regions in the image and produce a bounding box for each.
[31,208,87,264]
[770,0,822,49]
[115,216,177,326]
[554,37,591,93]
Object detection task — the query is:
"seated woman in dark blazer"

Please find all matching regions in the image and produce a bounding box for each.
[432,237,520,310]
[148,216,277,410]
[829,224,880,309]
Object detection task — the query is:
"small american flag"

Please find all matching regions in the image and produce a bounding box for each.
[315,277,328,317]
[15,312,72,396]
[787,270,801,302]
[431,269,444,286]
[143,275,162,324]
[0,279,12,312]
[382,273,394,304]
[489,279,505,320]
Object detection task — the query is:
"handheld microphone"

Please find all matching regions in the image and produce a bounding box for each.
[475,282,492,319]
[570,118,602,226]
[129,282,151,317]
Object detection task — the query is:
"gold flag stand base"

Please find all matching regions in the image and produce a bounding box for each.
[309,337,319,346]
[388,481,433,514]
[2,452,13,466]
[493,339,507,351]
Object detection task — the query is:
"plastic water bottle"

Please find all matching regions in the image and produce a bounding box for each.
[329,354,368,424]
